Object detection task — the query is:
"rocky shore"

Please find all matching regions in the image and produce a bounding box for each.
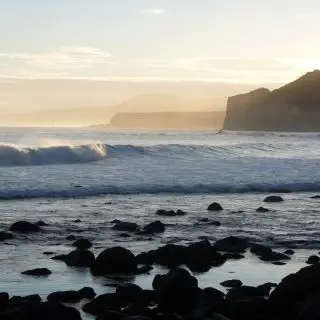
[1,196,320,319]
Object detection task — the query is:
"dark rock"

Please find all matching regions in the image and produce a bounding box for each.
[65,249,95,267]
[143,221,165,234]
[91,247,137,276]
[0,231,13,241]
[284,249,295,255]
[269,264,320,319]
[112,222,138,232]
[47,291,82,303]
[214,236,248,253]
[226,285,264,300]
[96,310,124,320]
[0,292,9,306]
[311,195,320,199]
[256,283,275,296]
[1,301,82,320]
[21,268,51,276]
[78,287,96,300]
[272,261,286,266]
[259,251,290,262]
[250,244,272,256]
[119,233,131,238]
[209,221,221,226]
[202,287,225,301]
[136,252,155,265]
[155,209,187,217]
[256,207,270,212]
[153,268,200,314]
[9,221,40,233]
[82,293,127,315]
[136,265,153,275]
[220,279,242,288]
[263,195,284,202]
[36,220,48,226]
[198,217,210,222]
[153,244,186,268]
[66,235,76,241]
[73,219,82,223]
[307,255,320,265]
[72,238,92,249]
[223,253,245,260]
[51,254,67,261]
[43,252,54,255]
[116,284,144,303]
[207,202,223,211]
[111,219,121,224]
[185,240,217,272]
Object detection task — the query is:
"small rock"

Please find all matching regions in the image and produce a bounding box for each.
[155,209,187,216]
[112,221,138,232]
[74,219,82,223]
[9,221,40,233]
[250,244,272,256]
[207,202,224,211]
[220,279,242,288]
[272,261,286,266]
[306,255,320,265]
[21,268,51,276]
[311,195,320,199]
[136,265,153,275]
[256,207,270,212]
[43,252,54,255]
[284,249,295,255]
[72,238,92,249]
[65,249,95,267]
[143,221,165,234]
[263,195,284,203]
[0,231,13,241]
[214,236,248,253]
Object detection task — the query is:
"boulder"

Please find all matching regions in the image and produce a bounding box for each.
[0,231,13,241]
[91,247,137,276]
[220,279,242,288]
[226,285,265,300]
[263,195,284,203]
[78,287,96,300]
[112,222,138,232]
[207,202,224,211]
[72,238,92,249]
[214,236,248,253]
[153,244,186,268]
[21,268,51,276]
[65,249,95,267]
[115,284,144,303]
[48,287,95,303]
[259,252,290,262]
[9,221,40,233]
[153,268,200,314]
[306,255,320,265]
[143,221,165,234]
[250,244,272,256]
[155,209,187,216]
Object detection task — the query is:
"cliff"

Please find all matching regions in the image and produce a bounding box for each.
[223,70,320,131]
[108,111,225,129]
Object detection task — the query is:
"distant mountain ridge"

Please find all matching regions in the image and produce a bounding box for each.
[223,71,320,132]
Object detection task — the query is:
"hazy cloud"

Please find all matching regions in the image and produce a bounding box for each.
[140,9,167,15]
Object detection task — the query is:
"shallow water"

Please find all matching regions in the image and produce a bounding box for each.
[0,128,319,319]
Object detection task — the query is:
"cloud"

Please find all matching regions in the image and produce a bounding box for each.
[0,46,113,78]
[140,9,167,15]
[297,13,309,21]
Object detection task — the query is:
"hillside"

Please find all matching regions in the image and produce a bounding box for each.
[223,71,320,132]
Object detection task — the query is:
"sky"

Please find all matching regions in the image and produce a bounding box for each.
[0,0,320,84]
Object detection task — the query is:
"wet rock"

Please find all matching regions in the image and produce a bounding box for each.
[119,233,131,238]
[82,293,127,315]
[263,195,284,202]
[250,244,272,256]
[209,221,221,226]
[198,217,210,222]
[259,251,290,262]
[153,268,200,314]
[0,292,9,305]
[136,265,153,275]
[185,240,218,272]
[155,209,187,216]
[65,249,95,267]
[307,255,320,265]
[256,283,276,296]
[153,244,186,268]
[311,195,320,199]
[36,220,48,226]
[91,247,137,276]
[9,221,40,233]
[116,284,144,304]
[73,219,82,223]
[21,268,51,276]
[223,253,245,260]
[51,254,67,262]
[111,219,121,224]
[72,238,92,249]
[272,261,286,266]
[0,231,13,241]
[220,279,242,288]
[43,252,54,255]
[1,301,82,320]
[226,285,265,300]
[284,249,295,255]
[112,222,138,232]
[143,221,165,234]
[66,235,76,241]
[214,236,248,253]
[256,207,270,212]
[207,202,224,211]
[78,287,96,300]
[269,264,320,319]
[136,252,155,265]
[96,310,124,320]
[47,291,82,303]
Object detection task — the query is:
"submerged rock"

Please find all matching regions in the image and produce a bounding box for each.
[72,238,92,249]
[91,247,137,276]
[259,251,290,262]
[0,231,13,241]
[263,195,284,203]
[9,221,40,233]
[207,202,224,211]
[284,249,295,255]
[155,209,187,216]
[21,268,51,276]
[256,207,270,212]
[112,222,138,232]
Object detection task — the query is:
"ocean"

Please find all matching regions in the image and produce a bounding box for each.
[0,127,319,319]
